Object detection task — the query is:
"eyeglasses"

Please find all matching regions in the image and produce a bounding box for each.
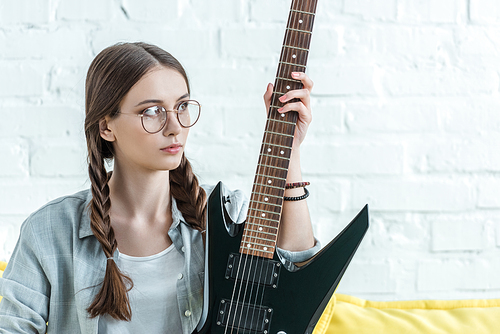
[119,100,201,134]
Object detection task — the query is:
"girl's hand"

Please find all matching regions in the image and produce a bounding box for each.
[263,71,313,147]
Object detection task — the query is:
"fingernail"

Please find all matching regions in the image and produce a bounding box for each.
[279,94,287,101]
[278,107,284,112]
[291,72,300,78]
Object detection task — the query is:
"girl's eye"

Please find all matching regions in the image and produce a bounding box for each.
[177,102,188,112]
[143,106,162,117]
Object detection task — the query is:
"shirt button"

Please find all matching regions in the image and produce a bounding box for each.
[178,273,183,280]
[184,310,192,317]
[181,246,186,252]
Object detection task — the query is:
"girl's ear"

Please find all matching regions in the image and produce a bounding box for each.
[99,117,116,142]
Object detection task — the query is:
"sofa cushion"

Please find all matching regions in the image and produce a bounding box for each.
[322,293,500,334]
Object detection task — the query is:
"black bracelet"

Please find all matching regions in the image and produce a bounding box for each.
[283,187,309,201]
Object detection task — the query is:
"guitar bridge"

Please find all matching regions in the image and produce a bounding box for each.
[216,299,273,333]
[225,253,281,287]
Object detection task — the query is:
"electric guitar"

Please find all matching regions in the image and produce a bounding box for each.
[194,0,369,333]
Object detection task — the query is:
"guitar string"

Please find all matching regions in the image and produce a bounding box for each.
[245,1,302,333]
[227,0,316,331]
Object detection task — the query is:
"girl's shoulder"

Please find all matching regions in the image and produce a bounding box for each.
[21,189,92,239]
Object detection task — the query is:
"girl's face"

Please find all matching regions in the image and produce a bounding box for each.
[102,66,190,173]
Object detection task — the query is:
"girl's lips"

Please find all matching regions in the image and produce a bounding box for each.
[161,144,182,154]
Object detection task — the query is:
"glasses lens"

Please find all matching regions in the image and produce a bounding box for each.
[142,106,166,133]
[177,101,201,128]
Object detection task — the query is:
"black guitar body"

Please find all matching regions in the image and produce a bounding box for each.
[194,182,369,334]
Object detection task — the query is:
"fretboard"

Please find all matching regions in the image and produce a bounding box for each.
[240,0,318,259]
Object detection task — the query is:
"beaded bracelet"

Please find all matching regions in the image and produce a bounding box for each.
[284,187,309,201]
[285,181,310,189]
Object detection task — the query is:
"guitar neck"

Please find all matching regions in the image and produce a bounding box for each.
[240,0,318,259]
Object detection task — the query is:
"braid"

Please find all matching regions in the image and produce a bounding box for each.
[170,154,207,231]
[86,137,133,321]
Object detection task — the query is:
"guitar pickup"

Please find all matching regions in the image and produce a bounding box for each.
[225,253,281,287]
[217,299,273,333]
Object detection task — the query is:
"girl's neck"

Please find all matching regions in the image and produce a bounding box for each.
[107,162,172,223]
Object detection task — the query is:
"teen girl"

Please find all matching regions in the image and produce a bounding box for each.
[0,42,319,333]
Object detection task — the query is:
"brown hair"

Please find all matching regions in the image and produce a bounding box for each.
[84,42,207,320]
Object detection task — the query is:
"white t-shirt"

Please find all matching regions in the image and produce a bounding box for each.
[98,244,184,333]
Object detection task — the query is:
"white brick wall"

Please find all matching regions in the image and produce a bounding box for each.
[1,0,500,302]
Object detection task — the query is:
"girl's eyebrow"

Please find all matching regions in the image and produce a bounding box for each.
[134,93,190,107]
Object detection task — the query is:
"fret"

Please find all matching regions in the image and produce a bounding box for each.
[243,227,278,237]
[283,44,310,52]
[260,153,290,161]
[248,208,281,218]
[253,182,286,191]
[262,142,292,150]
[276,76,302,84]
[249,209,280,219]
[257,163,288,171]
[279,61,306,68]
[269,115,296,126]
[247,215,280,225]
[240,244,274,255]
[251,200,282,208]
[245,219,280,229]
[286,27,312,35]
[242,233,276,243]
[255,173,287,181]
[291,8,316,16]
[252,191,282,199]
[264,130,294,138]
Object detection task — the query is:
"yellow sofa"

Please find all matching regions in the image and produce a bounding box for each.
[1,261,500,332]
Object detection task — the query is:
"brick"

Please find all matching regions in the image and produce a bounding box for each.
[120,0,179,22]
[398,0,461,23]
[497,222,500,247]
[432,219,485,252]
[470,0,500,24]
[0,139,29,177]
[438,98,500,134]
[0,103,84,139]
[56,0,116,21]
[0,1,50,25]
[408,138,500,173]
[336,261,397,294]
[0,28,89,61]
[308,63,376,96]
[0,180,88,215]
[373,27,455,63]
[183,0,243,23]
[478,178,500,208]
[352,178,475,212]
[250,0,289,23]
[221,27,283,59]
[381,68,498,97]
[301,142,404,175]
[30,141,87,177]
[345,100,440,133]
[418,258,500,291]
[343,0,397,21]
[0,62,44,97]
[91,27,216,62]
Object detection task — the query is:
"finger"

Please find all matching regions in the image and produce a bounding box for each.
[278,101,312,124]
[291,71,314,92]
[263,83,274,113]
[278,88,311,108]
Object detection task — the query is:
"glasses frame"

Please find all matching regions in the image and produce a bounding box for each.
[118,99,201,134]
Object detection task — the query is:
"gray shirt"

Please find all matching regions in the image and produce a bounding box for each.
[0,183,319,333]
